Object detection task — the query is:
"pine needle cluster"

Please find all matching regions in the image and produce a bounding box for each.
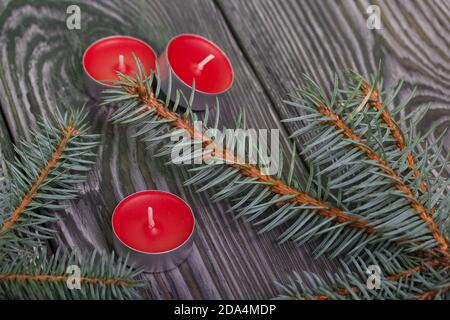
[102,57,450,300]
[0,108,144,299]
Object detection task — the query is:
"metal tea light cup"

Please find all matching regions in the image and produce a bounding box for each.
[111,191,196,273]
[82,35,157,100]
[157,34,234,111]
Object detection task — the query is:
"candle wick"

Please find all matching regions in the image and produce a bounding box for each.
[197,54,215,71]
[118,54,126,73]
[148,207,155,229]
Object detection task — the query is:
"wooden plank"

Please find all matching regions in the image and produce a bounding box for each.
[216,0,450,172]
[0,63,15,189]
[0,0,336,299]
[0,105,14,177]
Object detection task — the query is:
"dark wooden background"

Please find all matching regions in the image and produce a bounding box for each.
[0,0,448,299]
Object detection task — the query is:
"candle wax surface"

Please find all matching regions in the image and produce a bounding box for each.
[84,36,156,85]
[167,34,233,94]
[112,191,194,253]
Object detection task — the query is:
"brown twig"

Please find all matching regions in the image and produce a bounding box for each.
[359,81,445,255]
[130,84,376,234]
[360,81,427,193]
[317,105,449,253]
[417,285,450,300]
[0,124,75,233]
[0,273,132,287]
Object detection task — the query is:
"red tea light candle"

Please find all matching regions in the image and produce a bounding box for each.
[112,190,195,273]
[83,36,157,100]
[157,34,234,111]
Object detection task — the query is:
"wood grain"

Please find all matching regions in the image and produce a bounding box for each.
[2,0,448,300]
[216,0,450,173]
[0,0,336,299]
[0,107,13,186]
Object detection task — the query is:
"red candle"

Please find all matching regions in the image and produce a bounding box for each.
[83,36,157,99]
[158,34,234,111]
[112,190,195,272]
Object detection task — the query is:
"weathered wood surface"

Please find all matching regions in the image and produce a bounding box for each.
[0,109,13,186]
[217,0,450,173]
[0,0,333,299]
[0,0,448,300]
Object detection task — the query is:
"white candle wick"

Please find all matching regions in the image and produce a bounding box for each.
[197,54,215,71]
[148,206,156,229]
[118,54,126,73]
